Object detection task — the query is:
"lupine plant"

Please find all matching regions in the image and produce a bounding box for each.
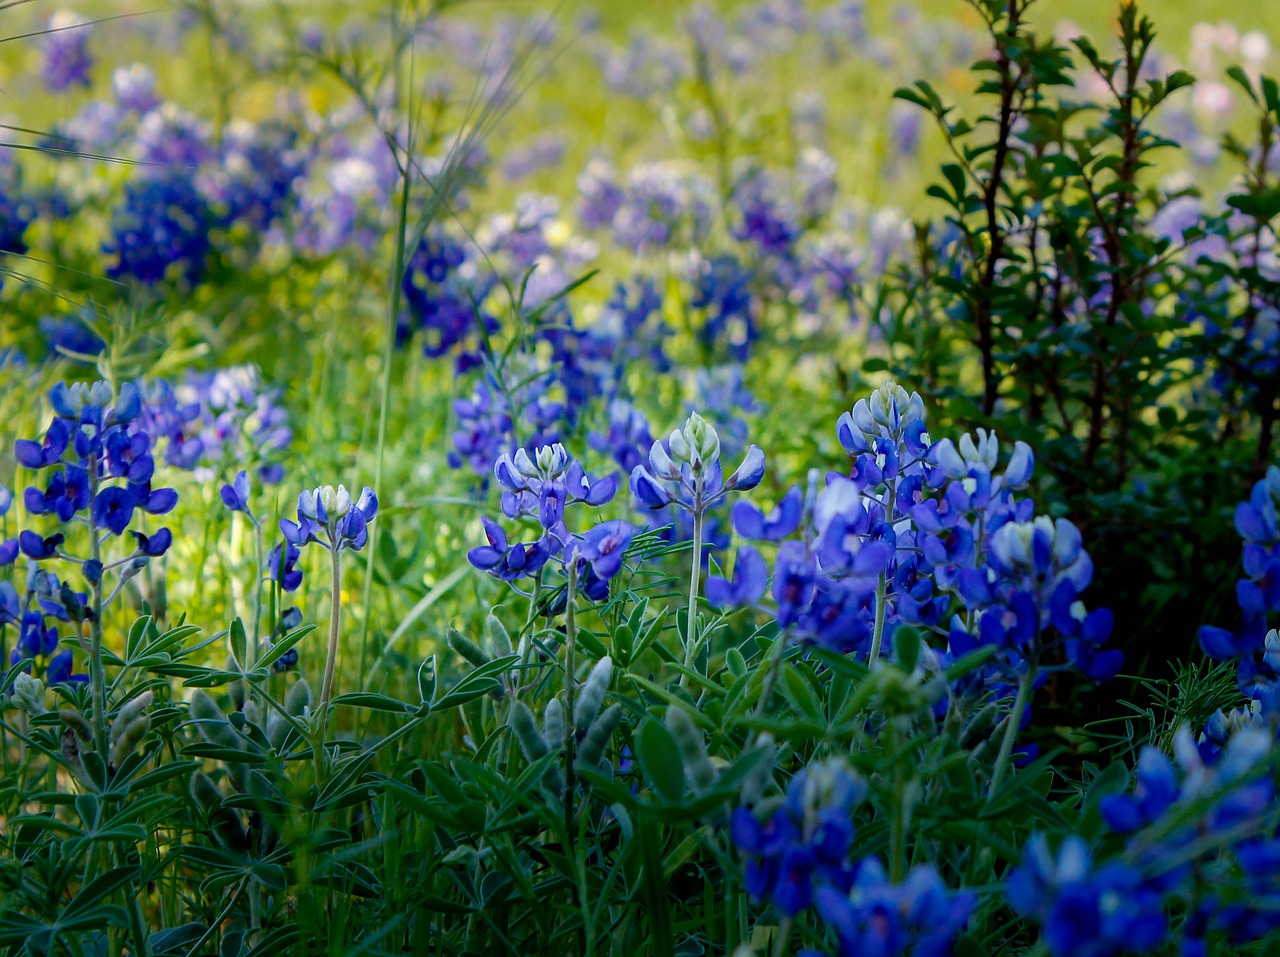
[5,1,1280,956]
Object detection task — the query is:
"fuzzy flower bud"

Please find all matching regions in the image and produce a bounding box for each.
[12,673,45,716]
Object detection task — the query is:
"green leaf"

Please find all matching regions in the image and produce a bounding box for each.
[895,626,922,673]
[64,866,138,918]
[635,719,685,803]
[253,625,316,672]
[417,655,437,705]
[228,617,248,670]
[331,692,414,713]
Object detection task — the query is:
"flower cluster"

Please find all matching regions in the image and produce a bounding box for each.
[731,758,974,956]
[1010,722,1278,957]
[469,442,634,603]
[42,12,94,92]
[3,569,88,687]
[281,485,378,553]
[17,381,177,558]
[1200,467,1280,710]
[398,230,496,371]
[137,366,292,484]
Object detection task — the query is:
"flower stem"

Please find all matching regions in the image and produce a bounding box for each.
[87,457,109,760]
[682,483,705,687]
[988,662,1035,801]
[867,484,896,666]
[562,561,579,840]
[250,516,264,666]
[319,546,343,740]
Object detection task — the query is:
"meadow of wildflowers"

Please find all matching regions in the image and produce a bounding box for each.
[4,0,1280,954]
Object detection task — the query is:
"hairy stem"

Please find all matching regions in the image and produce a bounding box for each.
[562,561,579,841]
[682,481,705,686]
[320,546,343,737]
[988,662,1036,800]
[868,484,897,666]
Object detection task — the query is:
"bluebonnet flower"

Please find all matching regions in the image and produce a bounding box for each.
[731,758,865,916]
[812,859,975,957]
[471,443,634,602]
[9,610,85,686]
[690,253,756,362]
[629,411,764,512]
[0,162,36,259]
[611,163,713,253]
[567,520,635,582]
[0,489,15,566]
[42,13,94,92]
[104,174,212,286]
[1007,835,1167,957]
[267,541,303,592]
[134,104,214,169]
[1197,468,1280,734]
[576,158,624,230]
[468,517,552,583]
[220,470,252,514]
[590,399,655,474]
[112,64,159,113]
[398,230,495,370]
[16,381,176,567]
[39,316,105,359]
[280,485,378,553]
[202,120,305,231]
[732,487,804,542]
[138,367,291,483]
[706,546,769,608]
[501,132,566,181]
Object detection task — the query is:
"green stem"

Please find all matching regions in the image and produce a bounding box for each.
[682,483,705,687]
[87,458,109,761]
[357,120,414,693]
[751,634,790,719]
[250,516,265,665]
[319,547,343,743]
[867,484,896,666]
[988,662,1036,801]
[889,718,909,883]
[563,562,579,841]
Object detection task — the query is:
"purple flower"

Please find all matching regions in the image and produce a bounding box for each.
[280,484,377,553]
[570,520,635,582]
[467,518,551,582]
[220,470,252,514]
[706,546,769,608]
[732,486,803,541]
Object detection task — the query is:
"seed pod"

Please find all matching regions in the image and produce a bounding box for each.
[666,707,717,793]
[573,656,613,731]
[243,700,262,728]
[542,698,565,752]
[189,690,240,749]
[509,701,549,762]
[962,702,1000,747]
[486,615,513,658]
[575,703,622,771]
[190,771,247,852]
[285,678,312,717]
[61,728,82,769]
[59,709,93,742]
[109,691,153,768]
[448,628,490,669]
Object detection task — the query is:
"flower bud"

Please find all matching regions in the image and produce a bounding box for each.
[681,411,720,469]
[12,673,45,716]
